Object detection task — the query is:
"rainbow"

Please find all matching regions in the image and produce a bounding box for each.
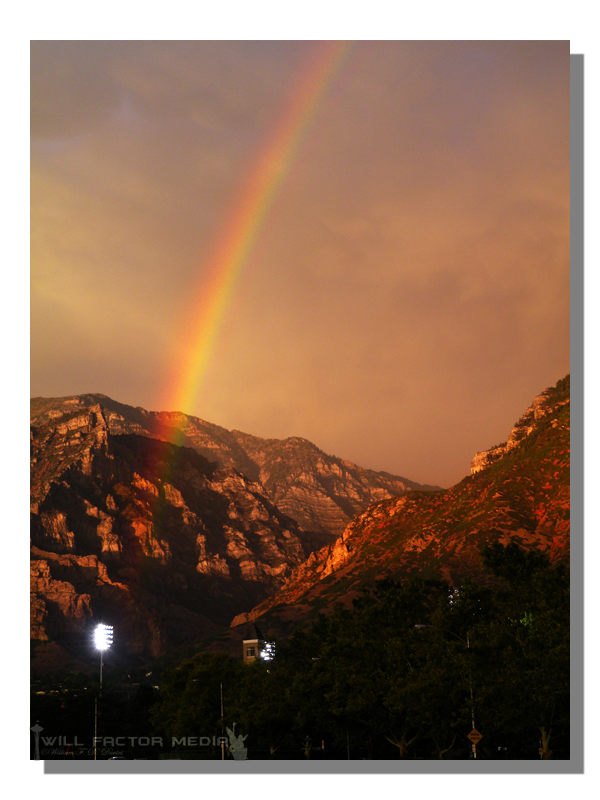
[159,41,351,437]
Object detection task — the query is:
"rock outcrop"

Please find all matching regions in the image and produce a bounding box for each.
[471,379,570,474]
[30,406,306,672]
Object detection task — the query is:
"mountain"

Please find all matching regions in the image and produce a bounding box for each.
[30,405,307,673]
[31,380,568,672]
[30,396,434,674]
[30,393,438,549]
[231,376,570,636]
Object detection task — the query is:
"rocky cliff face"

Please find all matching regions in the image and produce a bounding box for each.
[231,376,570,635]
[470,379,570,474]
[30,394,438,548]
[227,430,436,547]
[30,406,306,672]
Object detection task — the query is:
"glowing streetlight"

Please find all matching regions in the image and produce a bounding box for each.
[94,624,113,760]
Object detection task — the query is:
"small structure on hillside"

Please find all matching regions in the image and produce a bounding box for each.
[243,624,265,664]
[242,623,276,663]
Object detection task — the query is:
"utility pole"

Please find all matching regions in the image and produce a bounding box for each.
[220,682,225,760]
[467,632,476,759]
[415,624,480,759]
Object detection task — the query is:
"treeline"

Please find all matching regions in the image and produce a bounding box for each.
[149,542,569,760]
[554,374,570,400]
[31,542,569,760]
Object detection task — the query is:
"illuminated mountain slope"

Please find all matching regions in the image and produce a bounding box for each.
[232,376,570,636]
[31,394,438,550]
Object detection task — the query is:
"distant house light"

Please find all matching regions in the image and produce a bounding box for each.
[260,642,276,661]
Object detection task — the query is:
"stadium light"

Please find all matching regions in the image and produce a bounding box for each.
[94,624,113,760]
[94,623,113,651]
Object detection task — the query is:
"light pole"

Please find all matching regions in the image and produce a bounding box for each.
[220,682,225,761]
[94,624,113,760]
[415,624,477,758]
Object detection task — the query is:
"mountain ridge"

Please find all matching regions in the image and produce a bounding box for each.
[30,379,569,672]
[30,393,440,548]
[231,375,570,635]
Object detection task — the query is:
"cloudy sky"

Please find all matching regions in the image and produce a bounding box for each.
[30,40,570,487]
